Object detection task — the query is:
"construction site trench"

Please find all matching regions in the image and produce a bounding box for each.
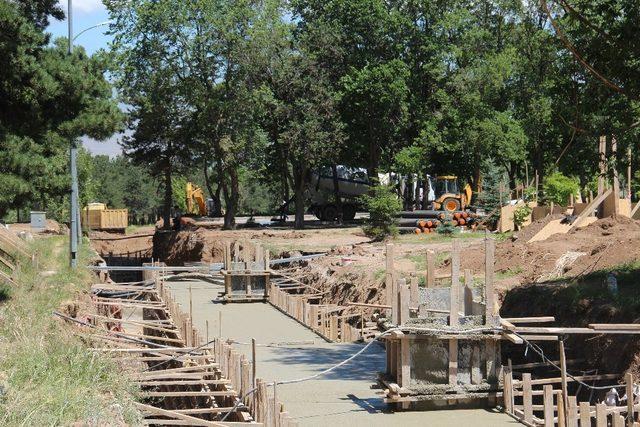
[87,215,640,426]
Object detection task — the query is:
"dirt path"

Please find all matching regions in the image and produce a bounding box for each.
[165,277,516,426]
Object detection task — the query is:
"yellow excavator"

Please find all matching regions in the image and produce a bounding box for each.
[186,182,208,216]
[430,175,473,212]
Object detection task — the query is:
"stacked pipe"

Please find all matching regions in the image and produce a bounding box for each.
[397,210,478,234]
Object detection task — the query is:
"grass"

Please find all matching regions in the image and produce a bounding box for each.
[404,251,450,271]
[0,236,140,426]
[395,231,513,244]
[496,266,523,280]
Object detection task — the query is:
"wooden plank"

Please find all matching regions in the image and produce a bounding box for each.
[568,396,578,427]
[449,339,458,386]
[543,385,554,427]
[385,244,395,321]
[399,279,410,325]
[135,379,230,386]
[426,249,435,288]
[142,390,237,397]
[134,402,227,427]
[504,317,556,324]
[485,238,496,325]
[590,324,640,330]
[514,327,640,334]
[580,401,591,427]
[525,373,620,387]
[596,403,607,427]
[519,334,559,341]
[409,275,418,309]
[571,188,612,230]
[523,373,533,424]
[400,336,410,388]
[627,373,635,427]
[450,241,460,328]
[502,332,524,344]
[560,341,570,422]
[173,407,236,415]
[503,366,513,414]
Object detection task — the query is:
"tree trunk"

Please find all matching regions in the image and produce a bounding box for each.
[162,165,172,230]
[203,158,223,217]
[331,164,343,225]
[293,166,306,229]
[222,166,239,230]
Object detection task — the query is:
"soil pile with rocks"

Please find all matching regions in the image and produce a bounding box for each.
[461,216,640,287]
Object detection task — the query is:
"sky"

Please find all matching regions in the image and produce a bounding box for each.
[48,0,123,157]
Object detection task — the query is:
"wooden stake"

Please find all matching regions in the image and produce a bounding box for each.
[559,340,569,422]
[627,372,634,426]
[409,274,418,309]
[464,269,473,315]
[485,238,496,325]
[189,284,193,323]
[206,320,209,343]
[252,338,257,387]
[426,249,435,288]
[450,241,460,327]
[523,373,533,424]
[543,384,554,427]
[385,244,395,321]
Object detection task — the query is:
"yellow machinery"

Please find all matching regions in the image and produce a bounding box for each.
[82,203,128,232]
[186,182,208,216]
[431,176,473,212]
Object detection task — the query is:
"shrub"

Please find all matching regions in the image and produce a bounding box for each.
[360,185,402,240]
[513,204,532,230]
[436,221,459,235]
[543,172,579,205]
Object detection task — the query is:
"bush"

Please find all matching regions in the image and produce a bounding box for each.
[543,172,579,205]
[513,204,532,230]
[436,220,459,235]
[360,185,402,240]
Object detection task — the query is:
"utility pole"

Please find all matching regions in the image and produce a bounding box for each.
[68,0,79,268]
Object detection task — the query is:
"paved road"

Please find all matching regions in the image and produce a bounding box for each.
[165,277,517,426]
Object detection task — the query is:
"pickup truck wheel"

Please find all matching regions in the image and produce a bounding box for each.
[342,205,356,221]
[322,205,338,221]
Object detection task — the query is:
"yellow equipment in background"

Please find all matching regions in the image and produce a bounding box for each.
[186,182,208,216]
[82,203,128,232]
[431,176,473,212]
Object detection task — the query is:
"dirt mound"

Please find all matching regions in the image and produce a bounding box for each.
[461,216,640,287]
[513,214,564,242]
[153,228,228,265]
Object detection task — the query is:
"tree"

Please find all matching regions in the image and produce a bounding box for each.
[0,1,122,219]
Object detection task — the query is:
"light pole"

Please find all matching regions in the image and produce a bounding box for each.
[68,0,79,268]
[67,0,111,268]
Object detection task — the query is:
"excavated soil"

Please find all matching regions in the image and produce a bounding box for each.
[461,216,640,287]
[90,227,154,256]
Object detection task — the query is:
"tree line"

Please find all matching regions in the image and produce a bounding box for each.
[2,0,639,229]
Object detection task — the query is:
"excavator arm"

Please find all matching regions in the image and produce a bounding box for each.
[186,182,208,216]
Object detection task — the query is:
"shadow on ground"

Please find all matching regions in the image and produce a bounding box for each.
[264,342,386,381]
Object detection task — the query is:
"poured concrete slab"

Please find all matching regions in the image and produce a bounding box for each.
[165,278,517,426]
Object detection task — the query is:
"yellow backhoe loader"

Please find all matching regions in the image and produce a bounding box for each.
[186,182,208,216]
[430,175,473,212]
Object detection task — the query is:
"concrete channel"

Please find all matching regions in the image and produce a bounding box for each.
[165,277,518,426]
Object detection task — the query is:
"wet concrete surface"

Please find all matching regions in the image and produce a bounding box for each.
[165,277,517,426]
